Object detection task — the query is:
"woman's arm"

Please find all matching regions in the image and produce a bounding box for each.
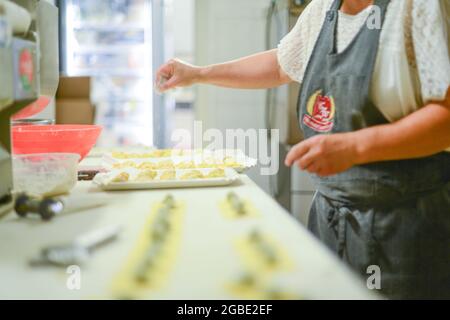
[355,89,450,163]
[156,49,292,92]
[285,88,450,177]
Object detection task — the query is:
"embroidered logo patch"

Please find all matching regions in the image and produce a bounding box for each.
[303,90,335,133]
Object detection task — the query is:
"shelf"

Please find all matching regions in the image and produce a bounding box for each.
[72,23,149,32]
[73,44,149,54]
[66,69,147,78]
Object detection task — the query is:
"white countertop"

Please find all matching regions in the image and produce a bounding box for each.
[0,173,378,300]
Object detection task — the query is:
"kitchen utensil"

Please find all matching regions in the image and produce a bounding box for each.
[12,124,102,160]
[30,224,122,267]
[15,193,110,221]
[13,153,80,197]
[78,169,102,181]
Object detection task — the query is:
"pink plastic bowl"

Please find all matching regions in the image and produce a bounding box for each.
[12,125,103,161]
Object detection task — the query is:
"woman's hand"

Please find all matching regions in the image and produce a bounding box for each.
[156,59,202,93]
[284,133,361,177]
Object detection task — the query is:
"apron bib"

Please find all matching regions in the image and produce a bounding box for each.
[297,0,450,299]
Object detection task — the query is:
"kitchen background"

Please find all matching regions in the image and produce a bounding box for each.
[34,0,315,226]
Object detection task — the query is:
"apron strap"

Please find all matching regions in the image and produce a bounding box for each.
[359,0,391,99]
[329,0,342,11]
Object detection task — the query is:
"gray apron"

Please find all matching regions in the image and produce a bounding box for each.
[297,0,450,299]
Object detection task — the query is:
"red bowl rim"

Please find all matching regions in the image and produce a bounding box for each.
[13,124,103,132]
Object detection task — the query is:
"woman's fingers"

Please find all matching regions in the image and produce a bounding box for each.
[156,58,199,92]
[285,141,310,166]
[285,137,325,174]
[297,152,316,170]
[157,62,173,80]
[304,162,321,175]
[286,133,359,176]
[161,76,179,91]
[156,60,177,92]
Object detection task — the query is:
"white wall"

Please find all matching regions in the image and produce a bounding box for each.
[195,0,268,131]
[195,0,272,192]
[173,0,195,59]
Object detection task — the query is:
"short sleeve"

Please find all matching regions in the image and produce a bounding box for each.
[277,0,329,84]
[412,0,450,102]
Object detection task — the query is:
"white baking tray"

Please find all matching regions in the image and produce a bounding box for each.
[93,168,240,191]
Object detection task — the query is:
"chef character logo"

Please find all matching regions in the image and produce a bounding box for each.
[303,90,335,133]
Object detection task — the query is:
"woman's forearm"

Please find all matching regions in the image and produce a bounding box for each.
[197,49,292,89]
[355,91,450,164]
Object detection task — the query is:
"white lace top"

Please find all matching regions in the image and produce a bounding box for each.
[278,0,450,150]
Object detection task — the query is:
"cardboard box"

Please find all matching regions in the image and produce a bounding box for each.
[56,99,94,125]
[55,76,95,125]
[56,76,91,99]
